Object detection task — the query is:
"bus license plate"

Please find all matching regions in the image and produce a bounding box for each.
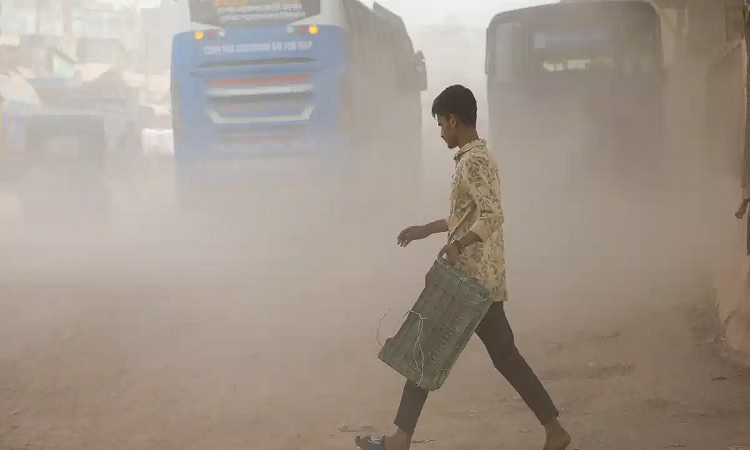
[219,138,316,156]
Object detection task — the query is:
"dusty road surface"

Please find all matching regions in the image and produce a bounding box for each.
[1,141,749,450]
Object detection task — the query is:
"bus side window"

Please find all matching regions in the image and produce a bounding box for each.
[342,1,357,62]
[398,39,411,89]
[363,16,379,76]
[341,0,359,67]
[492,22,518,82]
[358,12,373,74]
[360,16,374,73]
[375,21,399,86]
[343,0,363,73]
[391,31,406,87]
[374,22,389,80]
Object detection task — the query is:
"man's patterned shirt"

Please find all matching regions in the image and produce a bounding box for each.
[447,139,507,302]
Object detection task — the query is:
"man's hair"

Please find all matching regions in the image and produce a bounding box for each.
[431,84,477,128]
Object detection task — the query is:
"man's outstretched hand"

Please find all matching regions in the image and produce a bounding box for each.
[736,198,750,219]
[397,219,449,247]
[397,225,431,247]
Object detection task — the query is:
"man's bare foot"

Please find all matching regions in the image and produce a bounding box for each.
[385,430,411,450]
[543,418,571,450]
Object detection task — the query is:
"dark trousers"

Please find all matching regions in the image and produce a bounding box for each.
[394,302,559,435]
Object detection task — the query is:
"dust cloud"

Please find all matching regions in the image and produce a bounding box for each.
[1,12,748,450]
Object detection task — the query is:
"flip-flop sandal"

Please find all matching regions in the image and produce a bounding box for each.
[355,435,386,449]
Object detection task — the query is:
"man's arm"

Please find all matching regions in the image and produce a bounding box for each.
[397,219,448,247]
[460,157,504,246]
[423,218,449,235]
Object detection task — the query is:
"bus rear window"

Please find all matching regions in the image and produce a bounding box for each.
[491,22,517,82]
[530,28,614,73]
[532,28,611,52]
[189,0,322,27]
[487,3,662,81]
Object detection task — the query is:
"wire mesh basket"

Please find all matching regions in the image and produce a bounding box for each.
[377,258,494,391]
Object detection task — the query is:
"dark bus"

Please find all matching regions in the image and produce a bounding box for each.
[485,1,665,185]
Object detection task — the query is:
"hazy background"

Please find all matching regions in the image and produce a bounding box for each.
[1,1,749,449]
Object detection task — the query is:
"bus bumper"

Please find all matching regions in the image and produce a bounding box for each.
[172,135,350,216]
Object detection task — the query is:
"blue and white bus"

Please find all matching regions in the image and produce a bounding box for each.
[170,0,427,207]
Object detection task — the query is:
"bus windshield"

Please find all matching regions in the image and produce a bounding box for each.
[188,0,322,27]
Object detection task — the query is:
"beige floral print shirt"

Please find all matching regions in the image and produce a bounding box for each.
[446,139,507,302]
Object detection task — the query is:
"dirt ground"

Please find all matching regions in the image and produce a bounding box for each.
[1,138,750,450]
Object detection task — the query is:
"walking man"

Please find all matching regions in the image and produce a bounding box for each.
[355,85,571,450]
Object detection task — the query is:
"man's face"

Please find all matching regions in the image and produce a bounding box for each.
[437,114,459,149]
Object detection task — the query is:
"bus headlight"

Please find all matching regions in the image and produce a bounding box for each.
[196,29,225,40]
[292,25,319,35]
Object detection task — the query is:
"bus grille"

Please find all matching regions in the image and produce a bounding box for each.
[203,74,315,126]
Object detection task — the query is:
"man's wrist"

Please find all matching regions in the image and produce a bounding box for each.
[456,231,481,250]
